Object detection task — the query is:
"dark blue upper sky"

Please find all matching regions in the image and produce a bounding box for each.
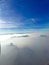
[0,0,49,33]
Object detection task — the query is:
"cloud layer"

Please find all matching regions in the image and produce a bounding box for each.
[1,32,49,65]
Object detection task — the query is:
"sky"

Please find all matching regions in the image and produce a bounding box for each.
[0,1,49,64]
[0,0,49,34]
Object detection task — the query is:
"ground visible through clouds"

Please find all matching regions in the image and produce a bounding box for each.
[0,32,49,65]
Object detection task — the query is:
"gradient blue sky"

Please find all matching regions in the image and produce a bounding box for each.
[0,0,49,34]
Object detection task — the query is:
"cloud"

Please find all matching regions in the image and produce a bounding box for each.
[10,34,29,39]
[40,35,48,37]
[0,33,30,41]
[1,30,49,65]
[1,43,49,65]
[17,35,29,38]
[0,19,24,28]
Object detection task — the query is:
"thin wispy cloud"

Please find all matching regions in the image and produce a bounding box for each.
[0,19,24,28]
[31,18,39,22]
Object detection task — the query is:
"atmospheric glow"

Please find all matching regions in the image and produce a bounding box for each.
[0,34,29,41]
[0,33,37,41]
[0,35,12,41]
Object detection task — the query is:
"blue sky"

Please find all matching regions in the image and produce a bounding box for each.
[0,0,49,34]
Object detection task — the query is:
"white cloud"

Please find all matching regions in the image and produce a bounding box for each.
[0,30,49,48]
